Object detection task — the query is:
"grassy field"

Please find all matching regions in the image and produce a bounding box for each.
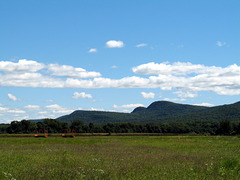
[0,136,240,180]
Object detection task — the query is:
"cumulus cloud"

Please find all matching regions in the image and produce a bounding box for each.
[113,104,144,112]
[132,62,240,95]
[0,59,240,96]
[64,76,150,89]
[7,109,26,114]
[0,105,25,114]
[88,48,97,53]
[0,59,44,73]
[194,103,214,107]
[72,92,92,99]
[45,104,74,114]
[45,104,62,110]
[8,93,19,101]
[47,64,101,78]
[24,105,41,110]
[136,43,147,47]
[38,111,48,114]
[0,101,78,123]
[163,98,186,102]
[89,107,105,111]
[0,59,101,87]
[106,40,124,48]
[173,91,198,98]
[0,107,8,111]
[141,92,155,99]
[132,62,223,75]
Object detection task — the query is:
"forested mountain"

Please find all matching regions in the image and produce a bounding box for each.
[57,110,138,124]
[56,101,240,124]
[131,101,209,119]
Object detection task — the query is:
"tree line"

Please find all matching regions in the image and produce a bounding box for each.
[1,118,240,135]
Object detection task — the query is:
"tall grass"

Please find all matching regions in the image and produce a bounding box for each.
[0,136,239,179]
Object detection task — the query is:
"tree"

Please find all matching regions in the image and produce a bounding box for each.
[7,121,22,133]
[43,119,63,133]
[236,122,240,134]
[37,121,46,131]
[70,120,84,133]
[88,123,94,133]
[21,120,37,133]
[216,120,232,135]
[0,124,9,134]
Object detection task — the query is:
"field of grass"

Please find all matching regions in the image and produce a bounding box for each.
[0,136,240,180]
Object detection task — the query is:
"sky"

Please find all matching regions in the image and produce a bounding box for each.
[0,0,240,123]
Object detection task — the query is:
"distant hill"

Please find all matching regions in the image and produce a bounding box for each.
[56,101,240,124]
[57,110,138,124]
[131,101,208,117]
[29,119,44,123]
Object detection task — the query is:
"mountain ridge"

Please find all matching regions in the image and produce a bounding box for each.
[56,101,240,124]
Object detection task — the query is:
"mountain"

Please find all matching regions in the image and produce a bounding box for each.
[56,101,240,124]
[135,101,240,123]
[131,101,209,117]
[57,110,139,124]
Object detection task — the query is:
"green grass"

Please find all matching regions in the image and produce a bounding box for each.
[0,136,240,179]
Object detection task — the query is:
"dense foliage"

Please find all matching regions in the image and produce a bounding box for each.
[2,119,240,135]
[0,124,9,134]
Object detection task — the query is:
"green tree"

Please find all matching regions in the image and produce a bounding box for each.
[236,122,240,134]
[70,120,84,133]
[7,121,22,133]
[216,120,232,135]
[21,120,37,133]
[88,123,94,133]
[43,119,63,133]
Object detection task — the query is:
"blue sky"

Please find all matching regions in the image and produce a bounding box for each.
[0,0,240,123]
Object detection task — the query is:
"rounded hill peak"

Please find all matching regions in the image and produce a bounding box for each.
[131,106,146,113]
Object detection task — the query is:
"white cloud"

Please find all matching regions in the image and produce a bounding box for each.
[72,92,92,99]
[0,107,8,111]
[194,103,214,107]
[132,62,218,75]
[0,59,44,73]
[0,59,240,96]
[38,111,48,114]
[0,105,25,116]
[89,107,105,111]
[163,98,186,102]
[173,91,198,98]
[45,104,62,110]
[88,48,97,53]
[136,43,147,47]
[8,93,18,101]
[24,105,41,110]
[132,62,240,95]
[216,41,226,47]
[113,104,144,111]
[45,104,74,114]
[111,65,117,69]
[7,109,26,114]
[141,92,155,99]
[3,73,43,80]
[106,40,124,48]
[64,76,150,88]
[48,64,101,78]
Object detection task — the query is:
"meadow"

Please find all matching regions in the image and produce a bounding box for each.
[0,135,240,180]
